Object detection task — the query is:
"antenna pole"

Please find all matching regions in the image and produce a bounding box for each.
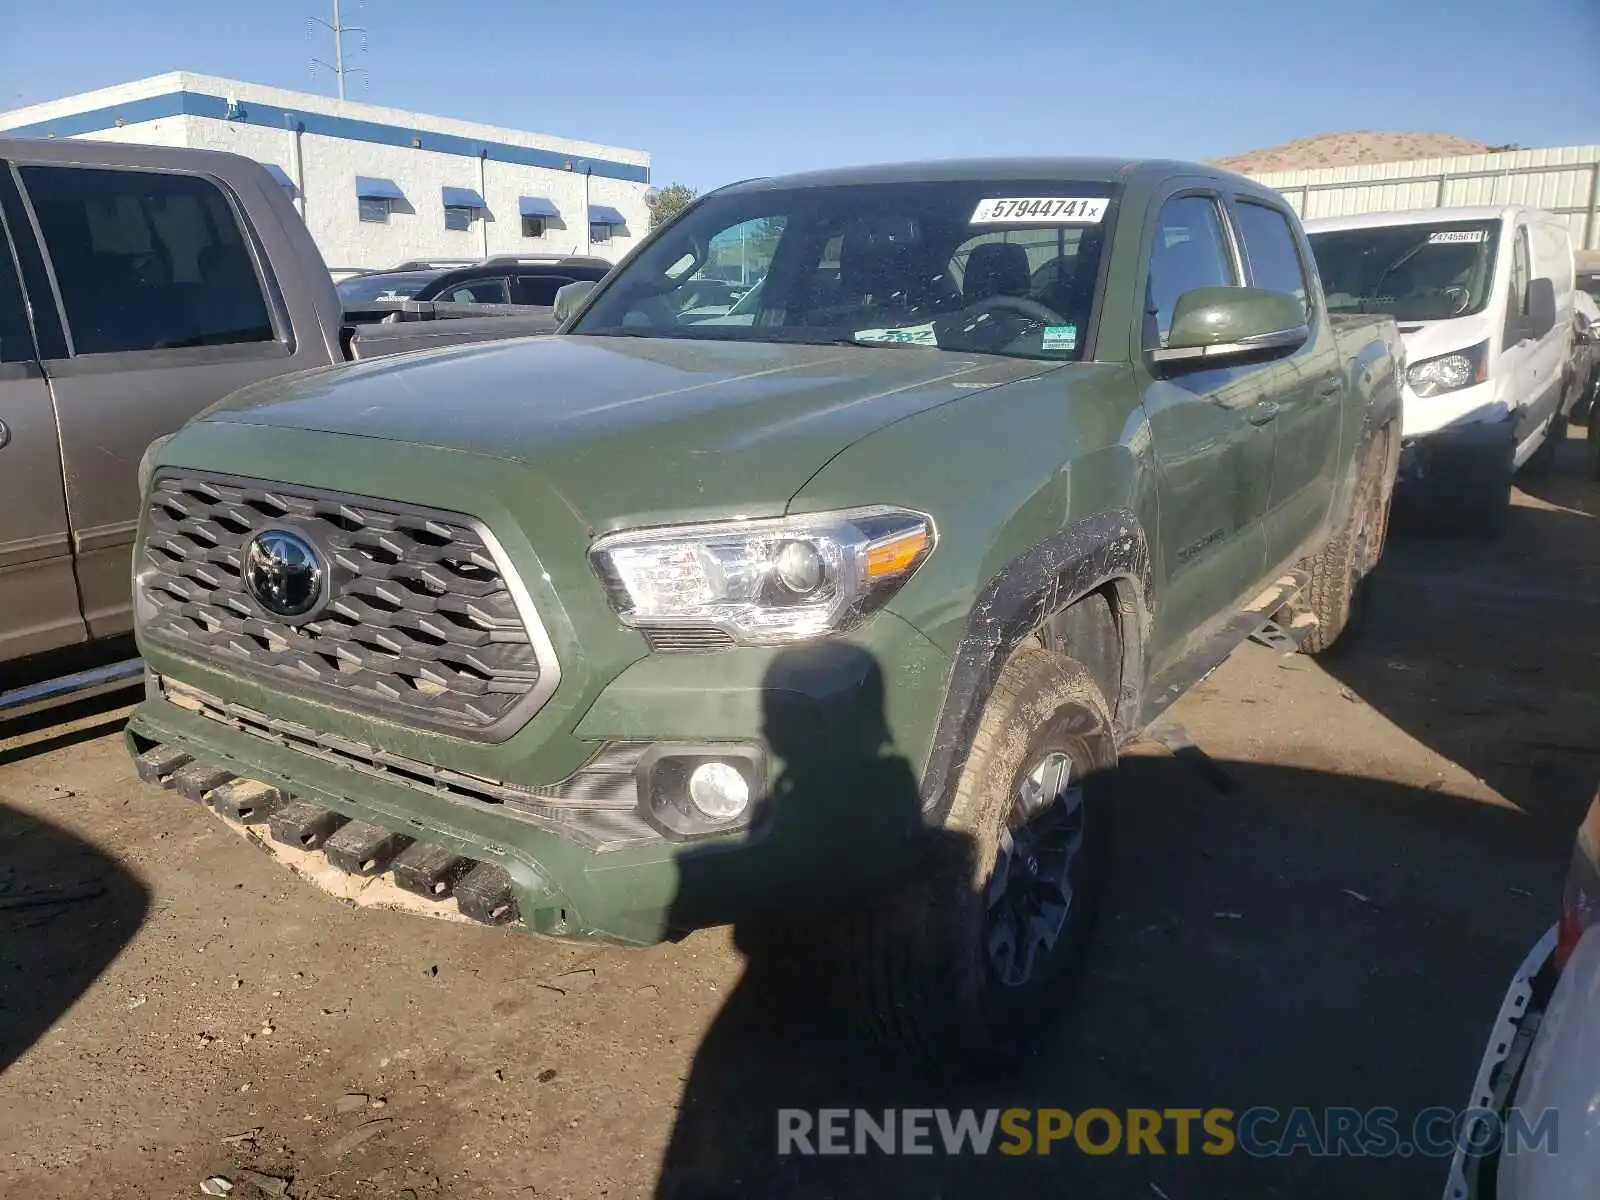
[309,0,367,99]
[333,0,345,99]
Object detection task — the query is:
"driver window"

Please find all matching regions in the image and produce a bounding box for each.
[1145,195,1236,349]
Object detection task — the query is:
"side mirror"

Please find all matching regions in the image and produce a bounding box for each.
[553,280,597,323]
[1151,286,1309,369]
[1524,277,1557,341]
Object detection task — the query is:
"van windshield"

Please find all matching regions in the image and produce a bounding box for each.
[569,180,1116,361]
[1308,221,1500,321]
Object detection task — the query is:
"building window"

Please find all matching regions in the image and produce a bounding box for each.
[522,215,546,239]
[445,205,475,232]
[359,197,390,224]
[590,222,612,245]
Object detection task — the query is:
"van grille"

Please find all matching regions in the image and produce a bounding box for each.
[138,474,555,739]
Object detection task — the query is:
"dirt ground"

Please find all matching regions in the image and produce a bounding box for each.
[3,433,1597,1200]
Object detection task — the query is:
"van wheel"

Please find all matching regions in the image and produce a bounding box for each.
[839,647,1116,1078]
[1522,414,1566,477]
[1466,458,1514,540]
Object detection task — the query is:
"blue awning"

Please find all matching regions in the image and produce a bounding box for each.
[442,186,486,209]
[518,195,560,218]
[260,163,294,191]
[355,176,405,200]
[588,205,626,226]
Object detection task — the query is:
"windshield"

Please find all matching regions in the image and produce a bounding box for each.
[336,271,442,302]
[1308,221,1500,321]
[571,180,1116,360]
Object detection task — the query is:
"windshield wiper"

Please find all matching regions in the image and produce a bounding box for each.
[829,336,940,350]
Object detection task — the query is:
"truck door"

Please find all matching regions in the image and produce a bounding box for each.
[1225,196,1345,572]
[0,195,84,664]
[1136,191,1272,675]
[11,158,325,641]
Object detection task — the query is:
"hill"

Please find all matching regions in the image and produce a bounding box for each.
[1211,132,1498,176]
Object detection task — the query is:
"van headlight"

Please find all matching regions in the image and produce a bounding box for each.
[1407,340,1488,398]
[590,507,934,645]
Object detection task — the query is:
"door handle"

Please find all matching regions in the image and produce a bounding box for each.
[1247,400,1280,425]
[1316,379,1344,401]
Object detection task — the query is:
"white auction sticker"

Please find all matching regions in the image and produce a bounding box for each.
[971,197,1108,225]
[1427,230,1486,244]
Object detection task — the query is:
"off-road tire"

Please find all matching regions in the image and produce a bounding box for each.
[838,647,1116,1078]
[1297,434,1388,656]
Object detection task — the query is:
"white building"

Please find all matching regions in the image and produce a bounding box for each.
[1246,144,1600,252]
[0,72,653,271]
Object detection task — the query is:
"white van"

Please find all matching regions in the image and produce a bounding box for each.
[1306,206,1575,535]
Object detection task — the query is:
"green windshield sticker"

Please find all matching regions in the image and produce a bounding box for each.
[854,323,939,346]
[1042,324,1078,351]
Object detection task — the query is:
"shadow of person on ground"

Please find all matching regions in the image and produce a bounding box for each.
[654,724,1574,1197]
[658,643,971,1199]
[0,802,151,1073]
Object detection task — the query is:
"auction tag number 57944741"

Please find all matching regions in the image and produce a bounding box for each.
[970,197,1109,225]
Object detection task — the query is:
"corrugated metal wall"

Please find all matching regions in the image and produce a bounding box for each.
[1248,145,1600,249]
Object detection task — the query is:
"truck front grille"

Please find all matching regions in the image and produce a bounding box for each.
[138,474,557,739]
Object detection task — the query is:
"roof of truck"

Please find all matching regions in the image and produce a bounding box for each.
[1304,205,1554,233]
[711,157,1254,193]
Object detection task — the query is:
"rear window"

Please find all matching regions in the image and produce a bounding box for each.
[22,165,275,355]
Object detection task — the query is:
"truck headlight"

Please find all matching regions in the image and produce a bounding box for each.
[1406,340,1488,398]
[590,507,935,645]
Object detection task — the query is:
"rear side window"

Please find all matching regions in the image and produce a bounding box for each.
[1232,201,1309,318]
[1145,195,1236,348]
[21,166,274,355]
[514,274,575,306]
[439,277,509,304]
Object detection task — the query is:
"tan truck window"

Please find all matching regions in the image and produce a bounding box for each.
[22,166,274,355]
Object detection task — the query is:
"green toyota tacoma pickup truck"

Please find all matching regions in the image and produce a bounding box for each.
[126,157,1403,1071]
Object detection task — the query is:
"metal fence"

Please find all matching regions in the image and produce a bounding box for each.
[1249,144,1600,251]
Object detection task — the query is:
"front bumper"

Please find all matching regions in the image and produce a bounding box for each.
[126,613,952,946]
[1398,415,1516,489]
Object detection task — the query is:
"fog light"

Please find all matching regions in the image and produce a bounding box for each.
[688,761,750,820]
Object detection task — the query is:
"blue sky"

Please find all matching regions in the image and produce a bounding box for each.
[3,0,1597,192]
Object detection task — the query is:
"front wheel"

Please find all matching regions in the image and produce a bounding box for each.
[1521,414,1566,478]
[838,647,1116,1077]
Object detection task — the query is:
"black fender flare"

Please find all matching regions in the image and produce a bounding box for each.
[917,508,1153,825]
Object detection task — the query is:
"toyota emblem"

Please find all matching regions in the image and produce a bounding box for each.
[244,529,324,620]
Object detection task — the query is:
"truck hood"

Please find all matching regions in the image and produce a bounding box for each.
[200,334,1061,528]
